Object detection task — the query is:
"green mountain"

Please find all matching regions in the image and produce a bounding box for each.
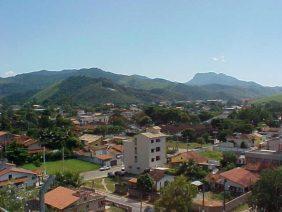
[186,72,262,87]
[0,68,282,105]
[253,94,282,104]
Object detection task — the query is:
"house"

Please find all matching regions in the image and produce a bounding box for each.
[74,144,123,166]
[79,134,103,146]
[93,113,109,124]
[128,169,174,192]
[226,133,254,148]
[148,169,174,191]
[0,131,12,147]
[124,126,168,174]
[245,149,282,165]
[169,150,208,165]
[0,163,37,187]
[45,186,105,212]
[219,167,259,193]
[266,137,282,152]
[13,134,43,154]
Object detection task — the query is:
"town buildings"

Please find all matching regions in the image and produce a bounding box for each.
[124,126,167,174]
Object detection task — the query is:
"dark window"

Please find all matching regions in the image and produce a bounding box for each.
[151,148,155,153]
[151,158,155,162]
[156,156,160,161]
[8,174,12,180]
[156,139,160,142]
[151,140,154,143]
[135,156,138,163]
[156,147,160,152]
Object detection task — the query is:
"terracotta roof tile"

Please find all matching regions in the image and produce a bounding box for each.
[220,167,259,188]
[95,154,112,161]
[45,186,79,210]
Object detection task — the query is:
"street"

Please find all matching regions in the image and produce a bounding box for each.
[80,165,123,181]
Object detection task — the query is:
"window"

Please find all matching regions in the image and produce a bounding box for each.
[135,156,138,163]
[137,167,140,170]
[156,147,160,152]
[151,139,154,143]
[135,147,137,154]
[151,148,155,153]
[156,139,160,142]
[8,174,12,180]
[151,158,155,162]
[156,156,160,161]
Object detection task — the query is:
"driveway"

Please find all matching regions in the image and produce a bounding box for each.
[80,165,122,181]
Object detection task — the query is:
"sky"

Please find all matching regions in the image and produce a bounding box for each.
[1,0,282,86]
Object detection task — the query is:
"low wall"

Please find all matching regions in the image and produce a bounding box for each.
[192,191,251,212]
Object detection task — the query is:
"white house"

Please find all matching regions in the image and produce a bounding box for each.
[124,126,167,174]
[0,163,37,187]
[148,169,174,191]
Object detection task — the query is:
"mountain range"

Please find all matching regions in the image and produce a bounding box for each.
[0,68,281,106]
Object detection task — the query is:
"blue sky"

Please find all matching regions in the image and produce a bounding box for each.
[1,0,282,86]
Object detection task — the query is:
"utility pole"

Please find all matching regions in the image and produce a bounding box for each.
[223,179,227,212]
[43,146,46,177]
[62,146,65,172]
[202,184,205,212]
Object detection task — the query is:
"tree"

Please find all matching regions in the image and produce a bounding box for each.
[5,142,28,165]
[181,128,196,142]
[0,185,38,211]
[55,171,83,188]
[155,176,197,212]
[220,151,237,169]
[137,174,154,193]
[176,160,209,180]
[251,167,282,211]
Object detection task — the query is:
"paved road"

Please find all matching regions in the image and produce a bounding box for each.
[80,165,122,181]
[97,190,154,212]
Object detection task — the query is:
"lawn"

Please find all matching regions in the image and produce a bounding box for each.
[21,159,100,174]
[167,140,211,149]
[84,177,117,193]
[199,150,223,161]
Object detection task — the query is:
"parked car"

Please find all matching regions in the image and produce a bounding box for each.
[100,165,111,171]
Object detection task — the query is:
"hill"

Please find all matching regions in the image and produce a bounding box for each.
[0,68,282,105]
[253,94,282,104]
[186,72,263,88]
[33,76,164,106]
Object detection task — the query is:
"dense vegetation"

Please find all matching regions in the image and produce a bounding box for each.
[1,68,282,106]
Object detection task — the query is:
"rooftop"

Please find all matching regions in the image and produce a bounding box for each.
[220,167,259,188]
[45,186,79,210]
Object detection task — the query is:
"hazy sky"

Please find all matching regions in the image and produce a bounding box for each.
[1,1,282,86]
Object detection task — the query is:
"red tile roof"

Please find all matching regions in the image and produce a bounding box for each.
[170,151,208,164]
[95,154,112,161]
[149,169,166,182]
[45,186,79,210]
[220,167,259,188]
[0,131,8,136]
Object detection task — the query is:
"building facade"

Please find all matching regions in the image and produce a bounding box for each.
[124,126,167,174]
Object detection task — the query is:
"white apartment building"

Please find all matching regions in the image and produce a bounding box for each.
[124,126,167,174]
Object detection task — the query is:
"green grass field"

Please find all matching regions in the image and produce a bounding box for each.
[21,159,100,174]
[199,150,223,161]
[167,140,211,149]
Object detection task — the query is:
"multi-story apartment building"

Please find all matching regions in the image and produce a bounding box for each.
[124,126,167,174]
